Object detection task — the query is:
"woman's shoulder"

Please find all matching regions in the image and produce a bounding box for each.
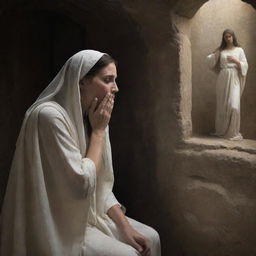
[221,47,244,55]
[236,47,246,56]
[36,102,67,126]
[35,102,76,136]
[235,47,244,52]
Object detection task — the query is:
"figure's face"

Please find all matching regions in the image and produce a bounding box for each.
[224,33,233,45]
[80,62,118,113]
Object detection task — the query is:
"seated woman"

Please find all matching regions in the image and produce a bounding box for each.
[0,50,161,256]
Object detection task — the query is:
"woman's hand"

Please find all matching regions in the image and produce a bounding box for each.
[88,93,114,133]
[227,55,239,64]
[227,55,241,70]
[85,93,114,173]
[121,225,150,256]
[107,205,150,255]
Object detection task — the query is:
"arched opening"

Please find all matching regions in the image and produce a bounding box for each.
[170,1,256,254]
[174,0,256,145]
[191,0,256,139]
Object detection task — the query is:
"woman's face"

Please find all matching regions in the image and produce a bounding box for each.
[224,33,233,45]
[80,62,118,113]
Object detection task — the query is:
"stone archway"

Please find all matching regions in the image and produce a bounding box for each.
[172,0,256,140]
[1,1,256,255]
[191,0,256,139]
[168,2,256,255]
[173,0,256,18]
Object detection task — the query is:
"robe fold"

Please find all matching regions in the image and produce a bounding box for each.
[0,50,161,256]
[0,50,119,255]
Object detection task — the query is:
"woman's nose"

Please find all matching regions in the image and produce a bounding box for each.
[112,82,119,93]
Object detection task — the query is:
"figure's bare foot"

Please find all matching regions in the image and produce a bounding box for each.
[229,133,243,141]
[210,132,223,138]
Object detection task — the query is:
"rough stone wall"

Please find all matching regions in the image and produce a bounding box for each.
[0,0,256,256]
[167,148,256,256]
[191,0,256,138]
[171,0,256,255]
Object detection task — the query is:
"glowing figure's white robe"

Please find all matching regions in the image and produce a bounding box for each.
[207,47,248,139]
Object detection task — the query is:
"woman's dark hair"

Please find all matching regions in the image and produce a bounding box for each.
[85,54,116,79]
[218,29,240,51]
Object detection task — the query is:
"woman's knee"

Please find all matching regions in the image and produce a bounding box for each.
[120,246,140,256]
[147,227,160,244]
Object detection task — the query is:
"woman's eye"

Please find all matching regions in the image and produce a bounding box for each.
[104,77,112,83]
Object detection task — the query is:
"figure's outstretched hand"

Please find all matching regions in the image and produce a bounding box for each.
[88,93,114,133]
[121,225,150,256]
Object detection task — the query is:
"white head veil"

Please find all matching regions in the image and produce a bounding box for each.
[0,50,119,256]
[19,49,104,156]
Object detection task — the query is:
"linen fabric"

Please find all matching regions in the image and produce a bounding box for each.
[0,50,120,255]
[0,50,161,256]
[82,216,161,256]
[206,47,248,139]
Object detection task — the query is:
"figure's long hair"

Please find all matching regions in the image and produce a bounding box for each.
[218,29,240,51]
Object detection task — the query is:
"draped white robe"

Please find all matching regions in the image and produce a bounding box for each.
[207,47,248,140]
[0,50,161,256]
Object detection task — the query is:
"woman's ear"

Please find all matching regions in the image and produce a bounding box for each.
[79,77,87,93]
[80,76,91,88]
[79,78,85,87]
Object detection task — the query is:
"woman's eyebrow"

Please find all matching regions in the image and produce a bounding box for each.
[104,75,117,79]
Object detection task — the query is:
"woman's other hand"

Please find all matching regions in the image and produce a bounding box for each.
[227,55,241,70]
[88,93,114,133]
[121,225,150,256]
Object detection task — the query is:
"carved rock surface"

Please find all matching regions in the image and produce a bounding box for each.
[0,1,256,256]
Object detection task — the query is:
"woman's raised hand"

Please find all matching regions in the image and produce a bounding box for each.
[88,93,114,133]
[85,93,114,172]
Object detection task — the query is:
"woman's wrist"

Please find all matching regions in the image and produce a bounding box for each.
[110,217,130,230]
[115,220,135,235]
[91,129,105,138]
[107,205,131,231]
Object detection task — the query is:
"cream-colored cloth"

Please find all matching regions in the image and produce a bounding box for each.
[0,50,120,255]
[206,47,248,139]
[0,50,161,256]
[83,216,161,256]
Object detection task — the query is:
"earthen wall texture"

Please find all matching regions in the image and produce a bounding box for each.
[0,1,256,256]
